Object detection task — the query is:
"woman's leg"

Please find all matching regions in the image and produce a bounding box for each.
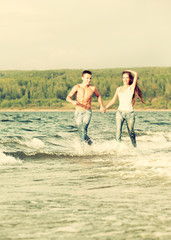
[125,112,136,147]
[116,110,124,142]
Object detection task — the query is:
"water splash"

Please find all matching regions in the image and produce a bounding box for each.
[21,138,45,149]
[0,149,21,165]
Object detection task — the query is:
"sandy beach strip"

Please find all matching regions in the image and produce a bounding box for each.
[0,108,170,112]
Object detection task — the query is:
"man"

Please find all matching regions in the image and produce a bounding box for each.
[66,70,106,145]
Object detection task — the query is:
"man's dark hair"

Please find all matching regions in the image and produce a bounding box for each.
[82,70,92,76]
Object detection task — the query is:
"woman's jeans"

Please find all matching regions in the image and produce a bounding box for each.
[116,110,136,147]
[75,109,92,143]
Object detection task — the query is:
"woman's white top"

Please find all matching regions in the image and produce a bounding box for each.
[118,86,134,112]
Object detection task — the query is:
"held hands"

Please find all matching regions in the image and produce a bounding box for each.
[100,106,106,113]
[72,101,78,106]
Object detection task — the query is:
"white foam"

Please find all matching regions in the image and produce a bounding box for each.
[22,138,45,149]
[72,138,134,156]
[134,152,171,178]
[0,150,21,165]
[71,132,171,179]
[131,132,171,178]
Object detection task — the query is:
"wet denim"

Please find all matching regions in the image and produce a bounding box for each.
[116,110,136,147]
[74,109,92,142]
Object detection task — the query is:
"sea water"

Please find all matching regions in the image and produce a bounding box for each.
[0,111,170,240]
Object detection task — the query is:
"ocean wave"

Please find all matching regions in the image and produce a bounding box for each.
[19,120,33,123]
[150,122,171,126]
[0,119,14,122]
[22,138,45,148]
[21,128,36,131]
[0,150,22,165]
[4,150,115,161]
[0,137,45,148]
[1,137,152,160]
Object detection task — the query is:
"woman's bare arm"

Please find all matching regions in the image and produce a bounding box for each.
[106,88,119,109]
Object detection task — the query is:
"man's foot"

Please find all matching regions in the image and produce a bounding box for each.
[85,136,93,146]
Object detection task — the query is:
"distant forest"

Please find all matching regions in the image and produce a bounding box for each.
[0,67,170,109]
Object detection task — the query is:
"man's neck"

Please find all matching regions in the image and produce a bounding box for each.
[81,83,89,88]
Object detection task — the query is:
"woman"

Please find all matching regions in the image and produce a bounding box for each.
[106,70,144,147]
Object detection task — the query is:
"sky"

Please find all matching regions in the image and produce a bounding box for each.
[0,0,171,70]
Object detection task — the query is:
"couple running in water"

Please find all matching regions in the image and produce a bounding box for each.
[66,70,144,147]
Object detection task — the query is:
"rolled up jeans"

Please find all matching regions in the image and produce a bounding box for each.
[74,109,92,142]
[116,110,136,147]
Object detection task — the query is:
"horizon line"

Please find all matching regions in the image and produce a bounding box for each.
[0,66,170,72]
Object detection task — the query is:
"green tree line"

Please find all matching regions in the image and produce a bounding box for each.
[0,67,170,109]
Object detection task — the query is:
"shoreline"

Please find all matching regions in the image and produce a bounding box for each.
[0,108,170,112]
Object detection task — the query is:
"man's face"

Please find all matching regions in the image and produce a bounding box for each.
[82,73,92,86]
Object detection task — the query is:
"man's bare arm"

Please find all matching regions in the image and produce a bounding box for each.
[94,87,106,113]
[66,85,78,106]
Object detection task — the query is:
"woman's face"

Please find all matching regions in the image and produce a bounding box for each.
[122,73,130,85]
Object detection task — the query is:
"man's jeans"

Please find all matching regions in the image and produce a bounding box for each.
[75,109,92,143]
[116,110,136,147]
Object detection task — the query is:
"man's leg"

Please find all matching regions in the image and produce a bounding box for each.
[82,110,92,145]
[75,111,84,141]
[125,112,136,147]
[116,110,124,142]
